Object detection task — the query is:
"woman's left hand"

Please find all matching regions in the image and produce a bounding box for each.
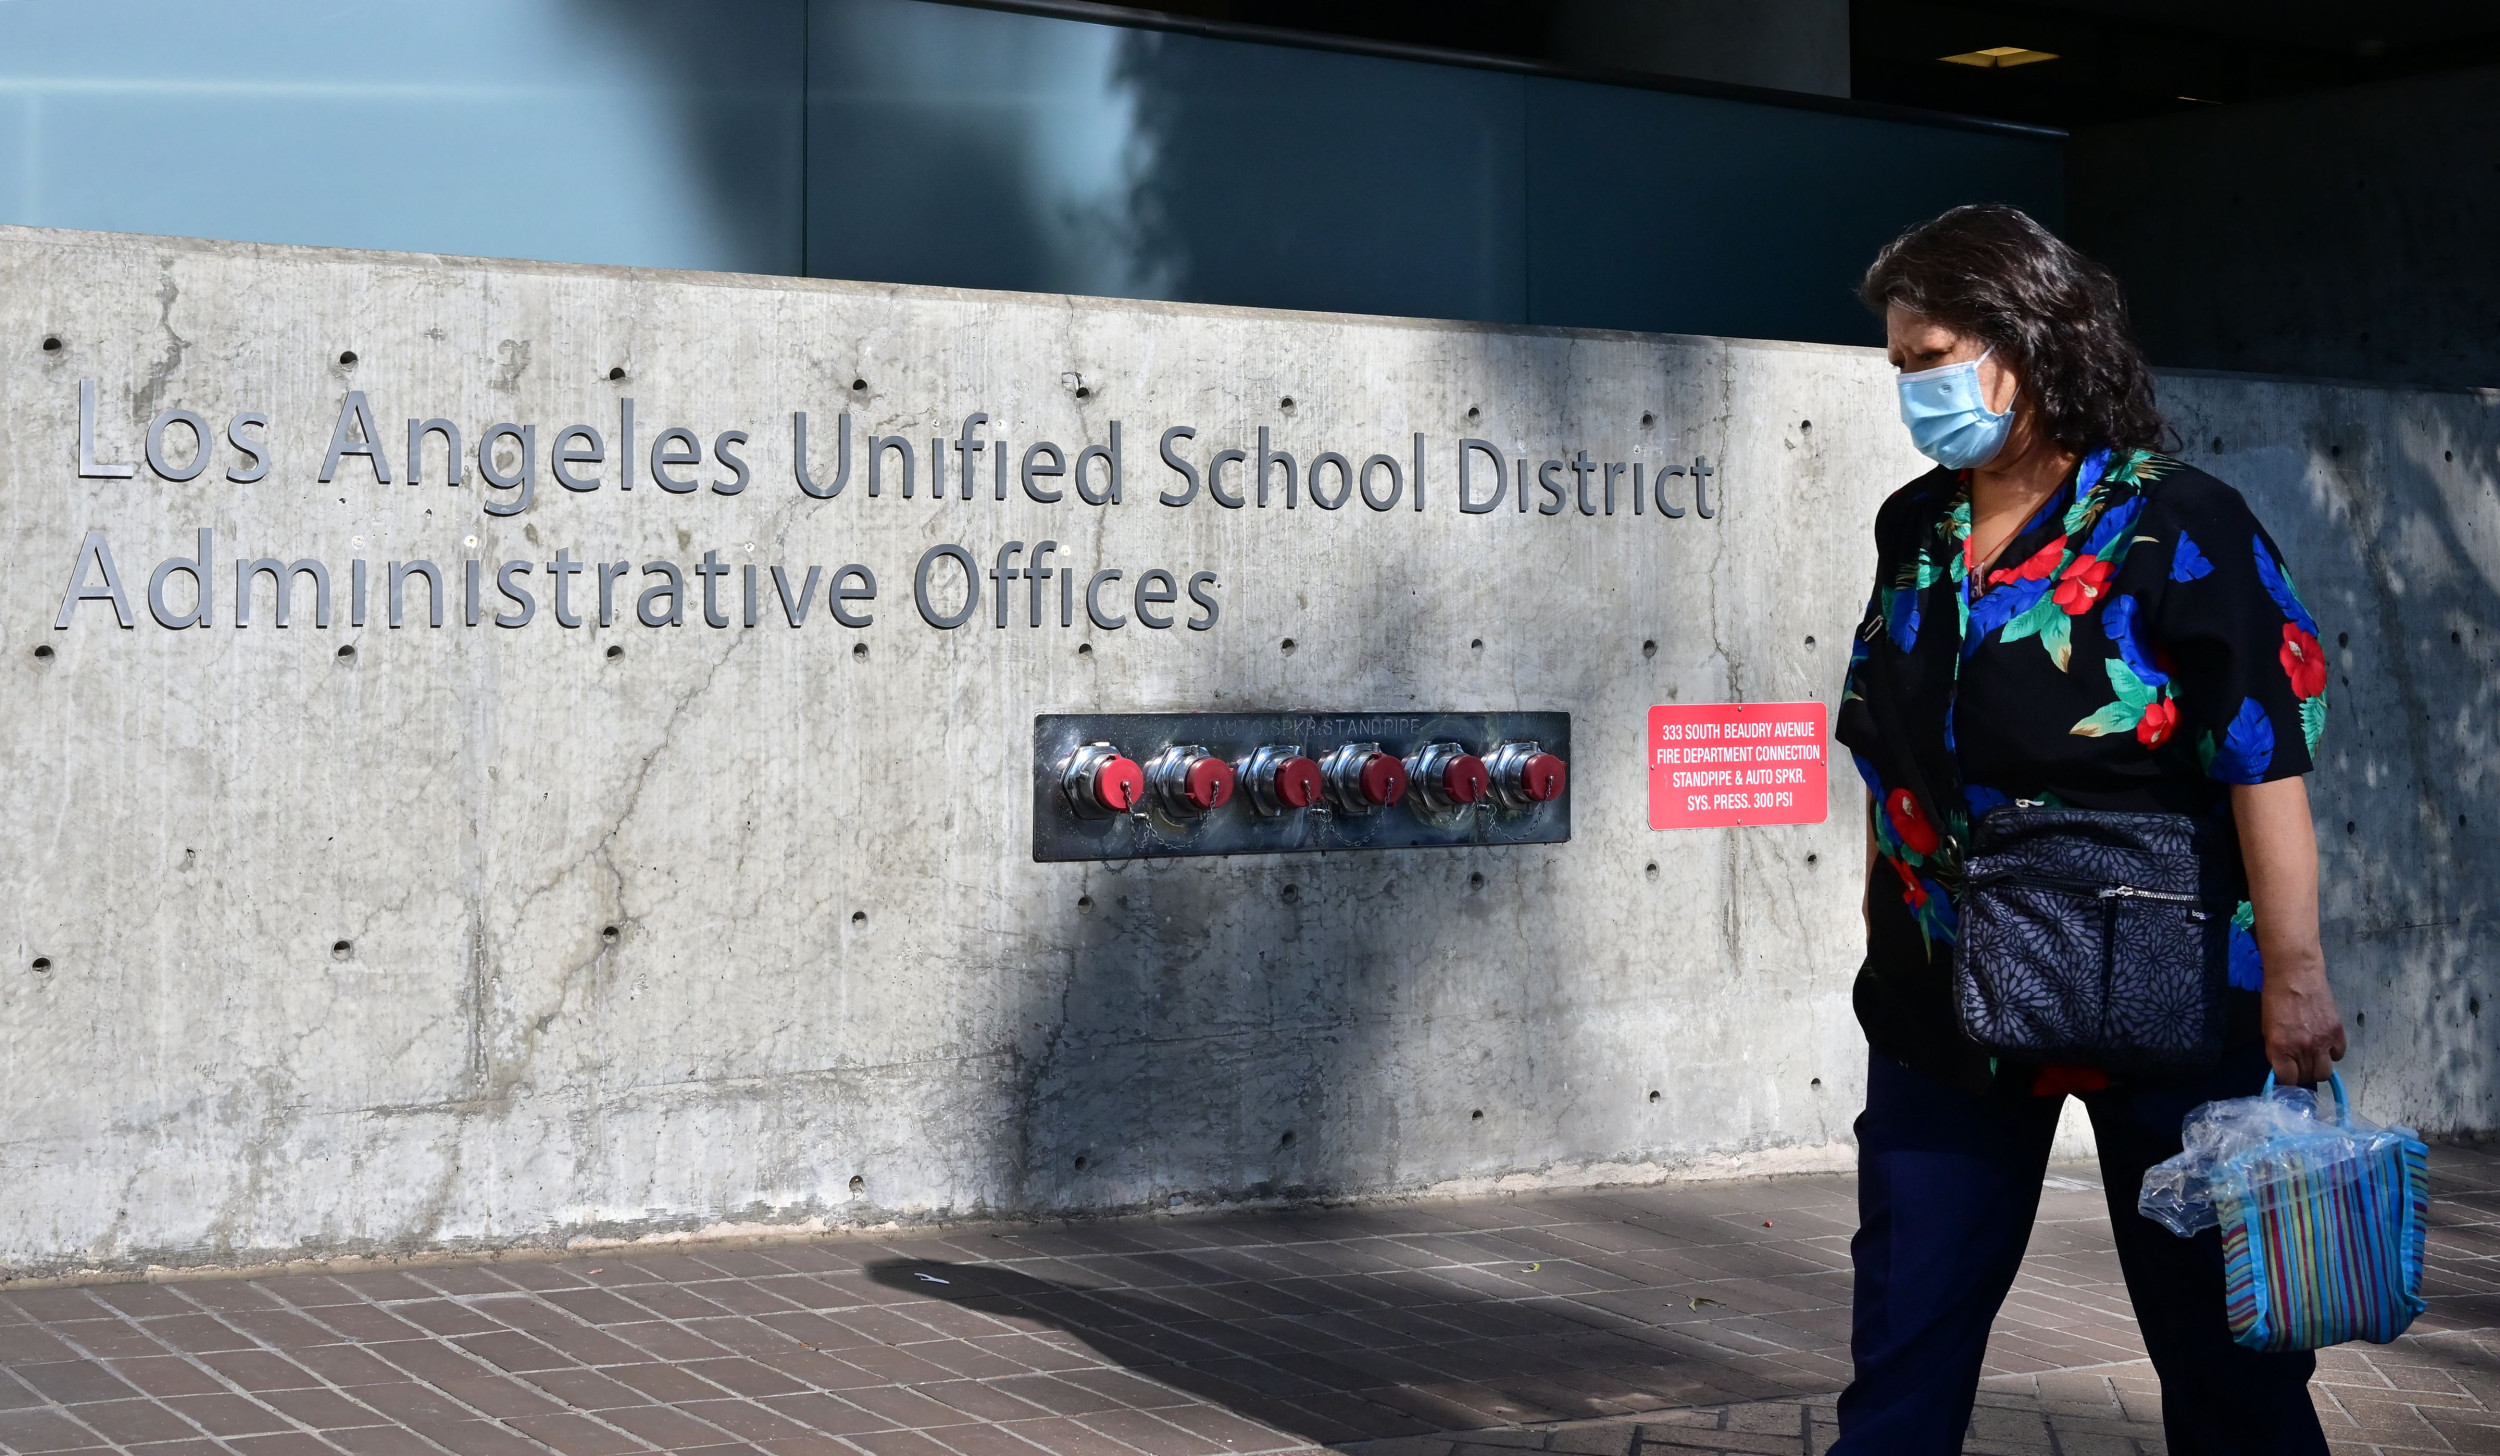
[2233,778,2347,1085]
[2260,958,2346,1085]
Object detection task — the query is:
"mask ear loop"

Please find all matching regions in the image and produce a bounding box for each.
[1973,347,2017,422]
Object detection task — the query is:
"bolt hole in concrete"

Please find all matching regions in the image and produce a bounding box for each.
[2213,436,2225,452]
[2447,450,2455,462]
[331,940,351,960]
[2331,444,2342,457]
[1076,642,1092,657]
[1800,419,1812,434]
[851,378,867,392]
[1073,1155,1087,1169]
[606,644,623,659]
[1279,1130,1295,1148]
[1279,637,1296,655]
[1470,1109,1484,1121]
[1281,884,1299,903]
[338,350,356,366]
[850,910,866,924]
[608,366,625,381]
[2357,1012,2367,1027]
[33,644,53,659]
[2472,999,2482,1018]
[1806,852,1819,865]
[1641,412,1655,427]
[600,925,620,943]
[2339,632,2350,648]
[1469,871,1484,888]
[1646,862,1660,880]
[1470,637,1483,651]
[1804,635,1817,646]
[2455,631,2464,644]
[1466,406,1480,419]
[1279,396,1295,411]
[1643,639,1657,658]
[1812,1077,1824,1088]
[30,957,50,973]
[2348,821,2358,834]
[42,335,62,351]
[848,1175,865,1194]
[1648,1090,1661,1103]
[1074,386,1090,399]
[1077,895,1092,911]
[853,641,869,660]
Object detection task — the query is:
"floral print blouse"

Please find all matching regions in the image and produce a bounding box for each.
[1834,449,2327,1087]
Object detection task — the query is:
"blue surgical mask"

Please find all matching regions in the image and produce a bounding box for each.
[1897,349,2013,470]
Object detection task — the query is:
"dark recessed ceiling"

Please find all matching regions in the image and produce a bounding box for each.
[1851,0,2500,126]
[1040,0,2500,128]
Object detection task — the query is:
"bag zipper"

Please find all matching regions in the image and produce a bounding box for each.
[1969,870,2214,917]
[2096,884,2202,904]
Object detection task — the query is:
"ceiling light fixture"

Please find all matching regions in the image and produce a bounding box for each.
[1940,45,2059,68]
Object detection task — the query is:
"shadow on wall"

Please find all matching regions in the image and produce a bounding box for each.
[2163,384,2500,1132]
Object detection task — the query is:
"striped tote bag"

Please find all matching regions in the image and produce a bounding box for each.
[2216,1074,2430,1352]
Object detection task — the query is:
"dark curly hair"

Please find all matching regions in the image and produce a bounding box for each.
[1860,204,2168,456]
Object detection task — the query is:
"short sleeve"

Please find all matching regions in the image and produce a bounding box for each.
[2141,483,2326,783]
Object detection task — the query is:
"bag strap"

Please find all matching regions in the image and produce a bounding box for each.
[2262,1069,2352,1125]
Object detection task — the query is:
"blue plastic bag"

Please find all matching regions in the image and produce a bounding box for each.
[2139,1072,2429,1352]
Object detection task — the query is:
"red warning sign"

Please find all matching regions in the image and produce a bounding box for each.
[1648,701,1830,830]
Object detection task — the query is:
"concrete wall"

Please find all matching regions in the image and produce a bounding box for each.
[0,227,2490,1279]
[2069,65,2500,390]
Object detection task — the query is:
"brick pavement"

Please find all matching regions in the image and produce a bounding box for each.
[0,1146,2491,1456]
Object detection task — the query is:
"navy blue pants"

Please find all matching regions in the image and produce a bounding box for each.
[1832,1046,2329,1455]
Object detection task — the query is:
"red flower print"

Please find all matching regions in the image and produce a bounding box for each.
[2279,624,2327,699]
[2053,555,2114,614]
[1988,535,2069,587]
[2137,698,2179,748]
[1891,855,1928,909]
[1886,788,1940,856]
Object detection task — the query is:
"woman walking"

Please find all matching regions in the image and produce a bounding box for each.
[1831,204,2344,1453]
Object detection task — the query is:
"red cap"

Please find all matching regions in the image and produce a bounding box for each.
[1519,752,1566,803]
[1184,755,1236,812]
[1442,754,1490,805]
[1273,756,1324,809]
[1358,752,1410,807]
[1095,756,1145,813]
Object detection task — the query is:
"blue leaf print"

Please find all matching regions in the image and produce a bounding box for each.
[2251,535,2319,635]
[2227,918,2264,992]
[1965,783,2011,817]
[1918,878,1959,938]
[1964,575,2052,652]
[2080,496,2145,559]
[2170,532,2212,582]
[1886,588,1921,651]
[2208,697,2277,783]
[2101,595,2168,688]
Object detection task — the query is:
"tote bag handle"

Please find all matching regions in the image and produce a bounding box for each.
[2262,1069,2351,1126]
